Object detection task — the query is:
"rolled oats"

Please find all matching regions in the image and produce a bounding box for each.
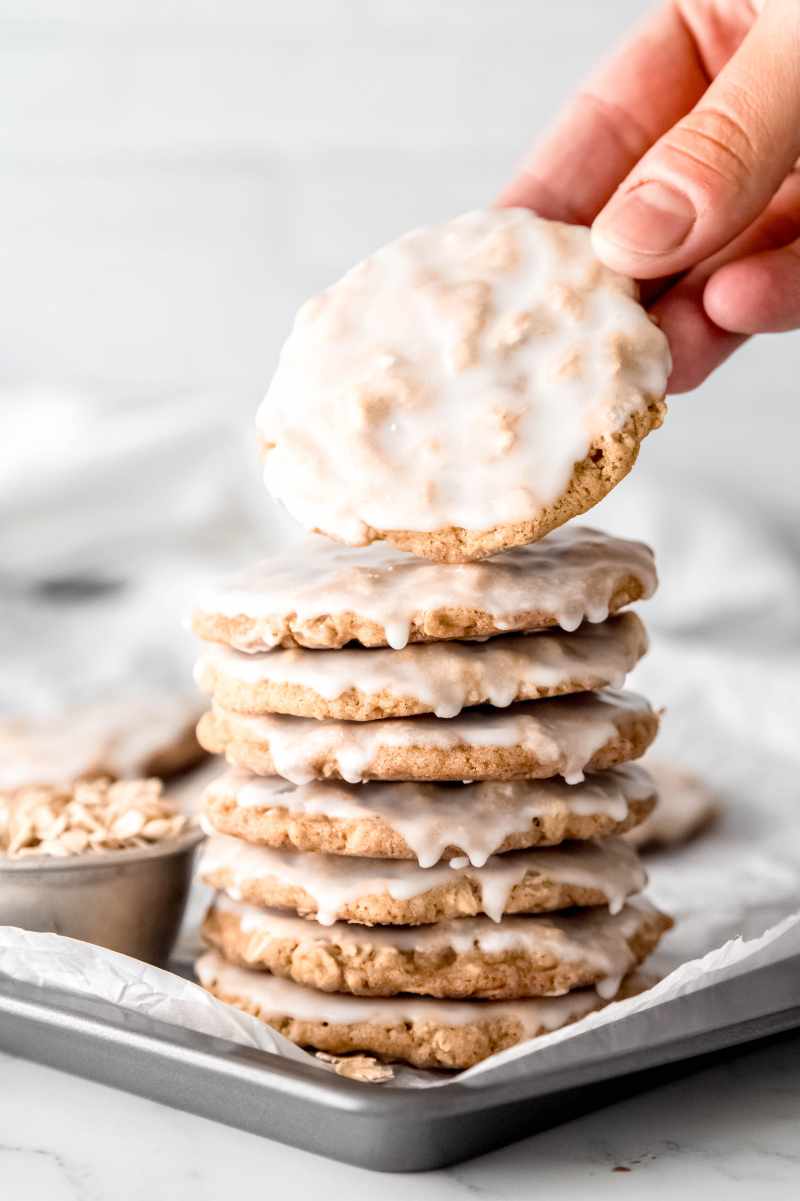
[315,1051,394,1083]
[0,777,194,860]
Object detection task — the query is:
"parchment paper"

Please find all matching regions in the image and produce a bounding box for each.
[1,393,799,1085]
[1,906,799,1088]
[3,585,800,1087]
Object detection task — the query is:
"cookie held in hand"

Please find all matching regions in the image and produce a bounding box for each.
[257,209,670,561]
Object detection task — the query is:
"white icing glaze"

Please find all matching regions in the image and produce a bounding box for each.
[0,696,200,789]
[627,758,717,850]
[206,763,655,867]
[194,521,656,653]
[196,612,647,718]
[215,894,655,989]
[196,948,606,1034]
[594,973,626,1001]
[256,209,670,543]
[199,833,646,923]
[209,688,654,785]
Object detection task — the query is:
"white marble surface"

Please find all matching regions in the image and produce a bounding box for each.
[3,1032,800,1198]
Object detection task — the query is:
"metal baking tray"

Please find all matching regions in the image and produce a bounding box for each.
[1,956,799,1172]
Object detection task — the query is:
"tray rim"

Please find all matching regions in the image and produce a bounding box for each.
[2,952,800,1119]
[0,827,204,873]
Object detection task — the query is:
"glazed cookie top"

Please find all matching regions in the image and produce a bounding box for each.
[191,525,657,652]
[200,832,646,923]
[256,209,670,555]
[195,611,648,721]
[204,763,656,866]
[213,893,659,960]
[196,947,608,1037]
[0,695,203,790]
[198,688,658,785]
[626,758,718,851]
[210,894,665,1000]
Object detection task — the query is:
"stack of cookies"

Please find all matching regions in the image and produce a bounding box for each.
[191,208,674,1070]
[192,528,670,1070]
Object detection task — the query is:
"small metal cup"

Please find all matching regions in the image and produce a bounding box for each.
[0,829,204,965]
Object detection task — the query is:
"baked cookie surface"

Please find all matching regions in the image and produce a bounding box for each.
[195,611,648,721]
[199,832,646,925]
[0,695,205,790]
[203,895,671,999]
[196,949,646,1068]
[191,526,657,652]
[197,688,659,784]
[256,209,670,561]
[626,758,719,851]
[203,764,657,864]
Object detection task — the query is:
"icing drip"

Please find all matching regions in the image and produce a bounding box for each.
[197,949,608,1036]
[206,763,655,867]
[193,525,657,651]
[216,894,655,991]
[196,611,647,718]
[199,833,646,923]
[209,688,654,785]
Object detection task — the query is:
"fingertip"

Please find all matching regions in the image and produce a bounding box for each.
[701,258,763,331]
[590,222,674,281]
[704,253,800,334]
[496,172,585,223]
[495,178,534,210]
[589,221,649,278]
[652,292,746,393]
[664,355,714,396]
[591,181,697,278]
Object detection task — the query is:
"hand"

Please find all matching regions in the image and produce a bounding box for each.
[498,0,800,392]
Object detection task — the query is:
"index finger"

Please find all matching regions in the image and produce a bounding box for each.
[497,3,718,223]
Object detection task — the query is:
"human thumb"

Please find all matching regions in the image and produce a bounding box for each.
[591,0,800,278]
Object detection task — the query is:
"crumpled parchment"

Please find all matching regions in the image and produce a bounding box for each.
[2,392,800,1085]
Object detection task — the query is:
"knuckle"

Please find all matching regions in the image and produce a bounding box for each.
[659,102,761,195]
[575,90,653,162]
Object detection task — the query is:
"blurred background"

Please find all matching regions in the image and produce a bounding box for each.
[1,0,798,764]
